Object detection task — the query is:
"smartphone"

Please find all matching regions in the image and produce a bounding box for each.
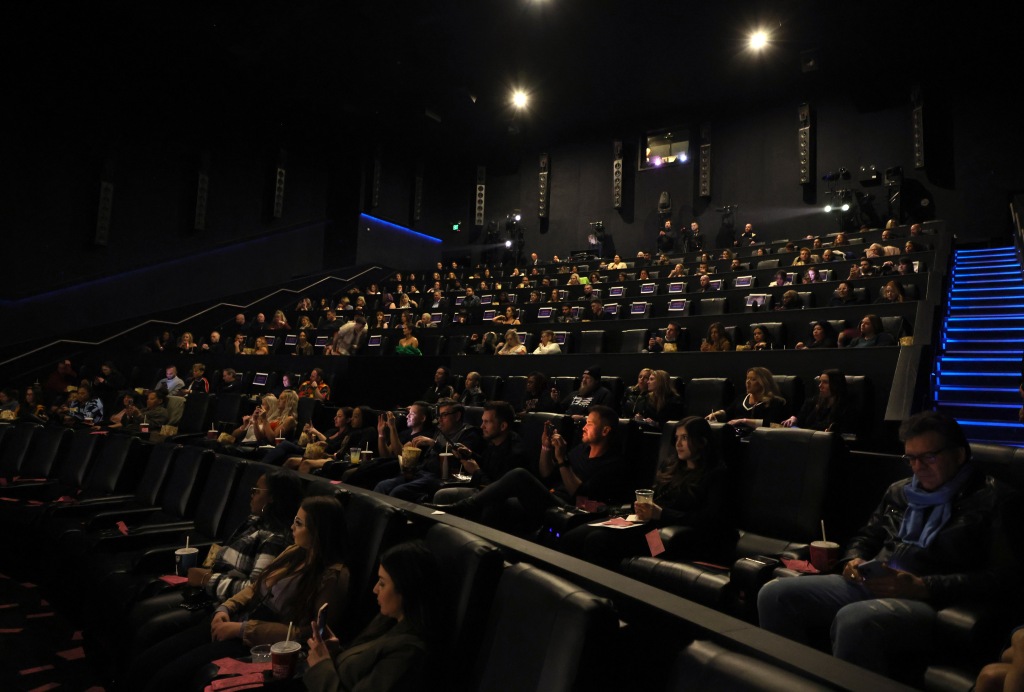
[544,421,555,437]
[856,559,892,580]
[316,602,328,638]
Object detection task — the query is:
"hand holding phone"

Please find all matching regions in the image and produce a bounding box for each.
[854,559,893,580]
[316,602,328,638]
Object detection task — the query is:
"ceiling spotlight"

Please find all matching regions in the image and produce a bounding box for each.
[504,240,513,249]
[841,203,851,212]
[511,90,529,109]
[748,30,769,50]
[514,213,522,222]
[824,204,833,213]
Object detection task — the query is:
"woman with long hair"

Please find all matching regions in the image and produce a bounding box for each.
[305,540,443,692]
[561,417,736,569]
[707,366,787,428]
[178,332,198,355]
[256,389,299,443]
[496,329,526,355]
[699,322,733,352]
[128,495,350,692]
[633,369,683,428]
[781,369,849,433]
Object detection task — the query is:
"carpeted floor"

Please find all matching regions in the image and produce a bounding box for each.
[0,570,107,692]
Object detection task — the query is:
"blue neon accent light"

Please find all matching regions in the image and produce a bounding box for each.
[359,213,441,244]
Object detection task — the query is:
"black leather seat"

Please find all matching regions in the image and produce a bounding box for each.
[424,523,503,692]
[682,378,735,419]
[622,428,841,621]
[0,422,41,480]
[667,639,826,691]
[577,330,606,354]
[472,563,619,692]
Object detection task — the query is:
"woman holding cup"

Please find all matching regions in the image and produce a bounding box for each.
[560,417,737,569]
[126,495,350,692]
[305,540,443,692]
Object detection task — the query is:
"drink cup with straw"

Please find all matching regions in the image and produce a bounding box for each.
[810,519,840,573]
[271,621,301,679]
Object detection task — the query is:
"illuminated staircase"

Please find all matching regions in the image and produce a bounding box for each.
[934,246,1024,446]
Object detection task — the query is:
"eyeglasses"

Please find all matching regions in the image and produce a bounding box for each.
[250,486,266,495]
[902,448,948,466]
[438,411,458,419]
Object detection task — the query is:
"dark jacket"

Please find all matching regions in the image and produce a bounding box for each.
[843,467,1021,608]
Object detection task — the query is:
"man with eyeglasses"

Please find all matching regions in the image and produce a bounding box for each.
[373,399,483,502]
[757,411,1021,681]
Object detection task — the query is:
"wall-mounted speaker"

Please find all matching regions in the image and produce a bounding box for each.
[912,104,925,169]
[538,153,549,218]
[698,143,712,198]
[474,166,486,226]
[612,141,624,209]
[272,167,286,219]
[798,102,814,185]
[95,181,113,246]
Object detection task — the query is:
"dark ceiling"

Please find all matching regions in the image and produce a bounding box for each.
[10,1,1003,158]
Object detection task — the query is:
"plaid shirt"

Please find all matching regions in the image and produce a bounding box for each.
[205,515,292,600]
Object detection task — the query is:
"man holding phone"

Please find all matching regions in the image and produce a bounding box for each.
[757,412,1022,681]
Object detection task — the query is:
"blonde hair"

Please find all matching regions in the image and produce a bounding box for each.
[274,390,299,421]
[304,441,328,459]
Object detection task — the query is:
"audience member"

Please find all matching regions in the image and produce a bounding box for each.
[707,366,787,428]
[561,416,736,569]
[758,412,1022,681]
[700,322,733,352]
[298,367,331,401]
[781,369,848,432]
[374,399,483,502]
[843,314,897,348]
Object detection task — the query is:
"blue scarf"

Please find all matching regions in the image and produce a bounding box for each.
[897,463,974,548]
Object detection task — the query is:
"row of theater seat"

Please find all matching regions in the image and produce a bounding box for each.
[4,403,1011,690]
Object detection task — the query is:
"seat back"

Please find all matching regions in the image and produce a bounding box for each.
[56,429,101,488]
[218,459,277,539]
[501,376,529,411]
[683,378,735,418]
[212,392,244,429]
[159,446,215,519]
[418,333,445,356]
[443,334,469,355]
[82,434,140,496]
[191,454,244,538]
[577,330,606,354]
[620,329,649,353]
[177,393,211,434]
[0,423,40,479]
[667,639,826,692]
[166,395,186,426]
[473,563,619,692]
[338,490,409,641]
[19,425,72,479]
[735,429,838,555]
[880,315,908,339]
[479,376,502,402]
[297,397,321,431]
[425,524,503,691]
[771,375,803,416]
[132,442,180,506]
[700,297,728,315]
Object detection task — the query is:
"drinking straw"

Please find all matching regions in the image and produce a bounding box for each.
[820,520,827,543]
[286,621,293,642]
[186,536,190,550]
